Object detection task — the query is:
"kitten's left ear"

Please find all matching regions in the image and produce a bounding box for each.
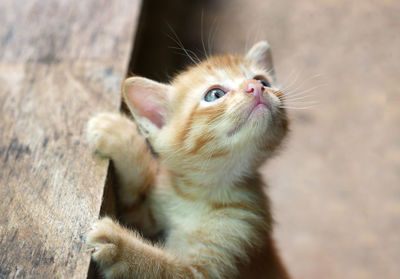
[123,76,171,138]
[246,41,276,82]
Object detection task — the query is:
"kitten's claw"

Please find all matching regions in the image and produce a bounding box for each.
[86,217,121,265]
[86,247,99,254]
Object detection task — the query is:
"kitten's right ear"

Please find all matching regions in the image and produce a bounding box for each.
[123,76,171,138]
[246,40,276,82]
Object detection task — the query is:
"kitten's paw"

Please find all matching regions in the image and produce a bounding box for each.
[87,112,136,158]
[87,217,124,266]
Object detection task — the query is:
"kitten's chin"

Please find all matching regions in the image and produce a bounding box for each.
[227,103,271,137]
[249,103,270,119]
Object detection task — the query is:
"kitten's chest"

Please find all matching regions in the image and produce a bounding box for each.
[162,193,210,228]
[152,191,205,241]
[162,198,218,252]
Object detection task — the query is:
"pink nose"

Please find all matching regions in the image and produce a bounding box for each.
[245,80,264,97]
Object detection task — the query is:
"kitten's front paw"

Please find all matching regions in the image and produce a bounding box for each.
[87,112,136,158]
[87,217,124,267]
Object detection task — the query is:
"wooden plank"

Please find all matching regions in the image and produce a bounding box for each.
[0,0,141,278]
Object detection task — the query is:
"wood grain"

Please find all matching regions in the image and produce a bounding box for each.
[0,0,141,278]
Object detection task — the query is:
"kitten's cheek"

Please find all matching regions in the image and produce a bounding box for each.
[267,91,283,108]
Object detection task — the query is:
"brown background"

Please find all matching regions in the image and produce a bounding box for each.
[214,1,400,278]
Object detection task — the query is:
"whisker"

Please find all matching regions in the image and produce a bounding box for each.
[166,23,201,65]
[279,105,316,110]
[283,101,319,105]
[169,46,202,62]
[281,94,318,102]
[207,17,218,56]
[279,69,301,92]
[281,74,324,97]
[279,68,297,87]
[210,20,220,56]
[282,81,325,95]
[281,85,326,102]
[201,10,208,59]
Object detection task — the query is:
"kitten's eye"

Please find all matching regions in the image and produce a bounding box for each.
[204,88,227,102]
[254,76,271,87]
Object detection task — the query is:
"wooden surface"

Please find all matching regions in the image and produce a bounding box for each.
[0,0,141,278]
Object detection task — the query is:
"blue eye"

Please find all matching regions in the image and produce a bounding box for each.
[204,88,226,102]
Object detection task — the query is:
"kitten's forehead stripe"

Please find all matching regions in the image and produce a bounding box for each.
[173,55,249,87]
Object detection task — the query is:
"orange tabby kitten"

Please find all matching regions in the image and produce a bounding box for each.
[87,41,290,279]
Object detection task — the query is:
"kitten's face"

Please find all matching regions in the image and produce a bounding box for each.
[124,41,288,176]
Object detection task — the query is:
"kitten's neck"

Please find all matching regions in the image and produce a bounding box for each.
[163,167,264,204]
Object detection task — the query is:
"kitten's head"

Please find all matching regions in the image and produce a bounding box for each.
[123,41,288,181]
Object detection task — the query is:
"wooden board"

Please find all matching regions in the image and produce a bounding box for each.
[0,0,141,277]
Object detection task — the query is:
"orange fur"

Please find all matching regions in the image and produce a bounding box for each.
[87,41,290,278]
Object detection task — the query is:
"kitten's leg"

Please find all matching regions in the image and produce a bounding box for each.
[87,217,202,279]
[87,113,159,235]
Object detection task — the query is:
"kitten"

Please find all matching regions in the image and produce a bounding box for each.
[86,41,290,279]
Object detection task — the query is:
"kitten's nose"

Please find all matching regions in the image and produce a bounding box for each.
[245,80,264,97]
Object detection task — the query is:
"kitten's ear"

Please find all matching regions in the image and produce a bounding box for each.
[123,76,171,137]
[246,41,276,81]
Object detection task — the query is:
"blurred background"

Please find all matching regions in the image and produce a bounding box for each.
[130,0,400,278]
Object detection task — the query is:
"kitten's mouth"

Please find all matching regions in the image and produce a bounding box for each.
[249,98,271,116]
[227,98,271,137]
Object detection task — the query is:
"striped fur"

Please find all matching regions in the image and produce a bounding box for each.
[87,41,290,278]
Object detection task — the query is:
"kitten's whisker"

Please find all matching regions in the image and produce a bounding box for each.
[281,81,325,95]
[210,20,220,56]
[207,17,217,56]
[283,101,319,105]
[166,24,201,65]
[265,67,275,80]
[281,75,324,97]
[201,10,208,59]
[279,105,316,110]
[281,84,325,100]
[279,69,301,92]
[280,71,322,95]
[167,44,201,65]
[281,92,319,102]
[169,47,202,62]
[280,68,297,88]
